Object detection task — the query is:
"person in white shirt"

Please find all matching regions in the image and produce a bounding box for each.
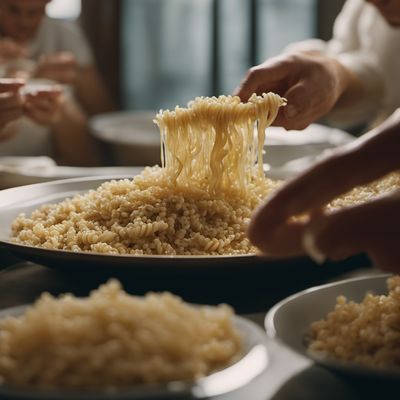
[244,0,400,273]
[0,0,114,165]
[0,0,114,116]
[235,0,400,131]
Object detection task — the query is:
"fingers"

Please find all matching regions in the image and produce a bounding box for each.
[24,91,64,125]
[0,88,24,128]
[249,189,400,264]
[272,81,313,130]
[306,190,400,264]
[249,116,400,249]
[248,218,306,257]
[233,57,291,102]
[35,52,78,84]
[0,79,26,129]
[0,78,26,93]
[248,147,359,249]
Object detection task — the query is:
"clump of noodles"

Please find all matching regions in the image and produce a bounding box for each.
[0,279,242,390]
[156,93,286,194]
[11,93,286,255]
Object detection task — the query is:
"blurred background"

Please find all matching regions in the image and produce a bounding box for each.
[70,0,346,110]
[0,0,349,181]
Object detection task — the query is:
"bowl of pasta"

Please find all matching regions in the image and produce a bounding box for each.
[0,279,269,399]
[0,93,387,310]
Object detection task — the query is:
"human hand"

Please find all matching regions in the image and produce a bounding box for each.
[23,87,64,126]
[0,38,27,63]
[247,110,400,272]
[0,78,25,135]
[34,52,78,85]
[234,52,352,130]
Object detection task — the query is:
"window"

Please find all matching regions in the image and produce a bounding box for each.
[46,0,81,20]
[121,0,317,110]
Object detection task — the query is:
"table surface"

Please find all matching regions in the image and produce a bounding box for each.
[0,254,399,399]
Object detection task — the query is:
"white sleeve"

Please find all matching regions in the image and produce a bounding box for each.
[284,0,385,128]
[284,0,365,55]
[327,51,384,128]
[325,0,385,127]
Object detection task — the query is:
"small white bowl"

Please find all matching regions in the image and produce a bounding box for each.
[90,110,161,166]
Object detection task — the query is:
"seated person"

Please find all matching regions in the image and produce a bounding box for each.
[0,0,114,166]
[0,0,114,115]
[0,76,98,166]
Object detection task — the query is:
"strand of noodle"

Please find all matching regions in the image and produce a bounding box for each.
[154,93,286,194]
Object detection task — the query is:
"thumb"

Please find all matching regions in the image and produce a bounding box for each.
[282,82,310,121]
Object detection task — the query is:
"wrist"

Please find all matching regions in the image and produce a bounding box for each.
[328,57,352,102]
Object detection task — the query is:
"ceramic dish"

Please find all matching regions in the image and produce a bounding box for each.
[265,274,400,379]
[0,175,262,269]
[0,158,141,189]
[0,305,268,400]
[0,174,370,313]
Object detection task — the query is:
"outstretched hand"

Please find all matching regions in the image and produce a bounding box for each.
[234,52,353,130]
[34,52,78,85]
[248,110,400,272]
[24,87,64,126]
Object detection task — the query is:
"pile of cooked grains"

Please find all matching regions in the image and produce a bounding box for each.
[10,168,400,256]
[308,275,400,369]
[0,280,242,390]
[11,166,279,255]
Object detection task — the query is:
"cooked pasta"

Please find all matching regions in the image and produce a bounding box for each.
[0,280,242,390]
[155,93,286,193]
[11,93,400,256]
[308,275,400,370]
[11,93,285,255]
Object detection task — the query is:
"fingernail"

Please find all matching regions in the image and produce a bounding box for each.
[285,104,298,119]
[302,227,326,264]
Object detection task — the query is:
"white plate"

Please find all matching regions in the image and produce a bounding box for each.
[0,305,268,400]
[264,124,354,180]
[90,111,159,146]
[0,175,262,270]
[265,274,400,379]
[0,156,141,189]
[0,160,142,189]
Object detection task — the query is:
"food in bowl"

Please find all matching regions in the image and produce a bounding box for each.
[10,94,400,256]
[0,280,242,390]
[308,275,400,370]
[11,94,285,255]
